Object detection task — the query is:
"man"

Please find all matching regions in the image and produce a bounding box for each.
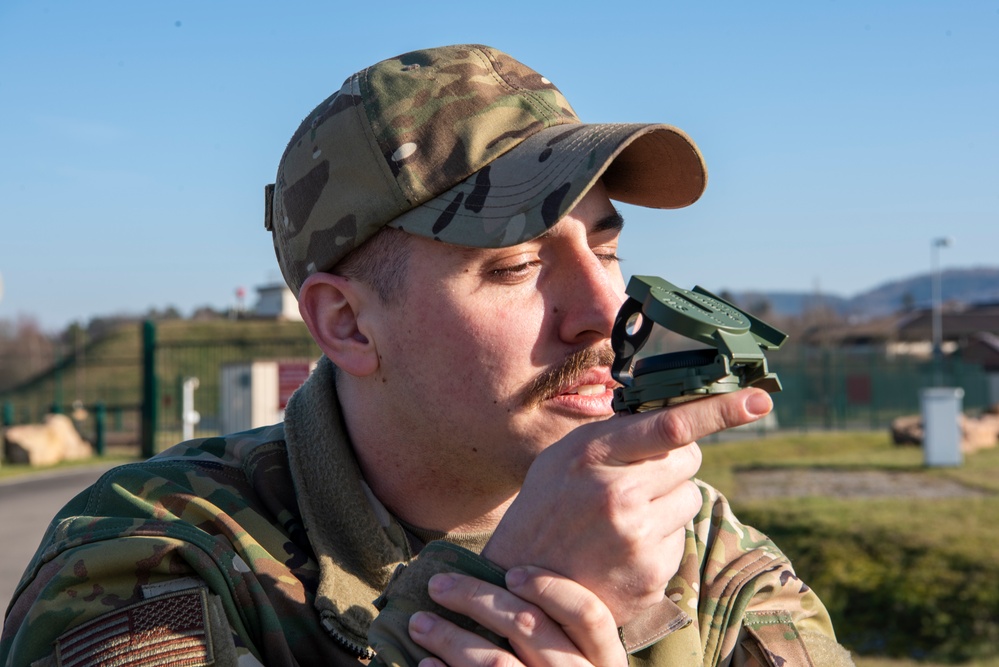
[1,45,854,666]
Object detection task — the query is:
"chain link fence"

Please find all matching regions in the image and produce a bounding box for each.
[2,320,993,458]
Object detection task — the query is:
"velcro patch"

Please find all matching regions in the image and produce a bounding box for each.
[55,588,214,667]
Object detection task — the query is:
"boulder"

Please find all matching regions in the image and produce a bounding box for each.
[890,414,923,446]
[890,412,999,453]
[4,414,94,466]
[961,413,999,453]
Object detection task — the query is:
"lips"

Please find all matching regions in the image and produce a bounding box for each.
[553,367,618,400]
[543,367,618,418]
[568,384,608,396]
[520,347,618,409]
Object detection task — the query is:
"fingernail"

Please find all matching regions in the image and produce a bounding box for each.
[746,392,772,416]
[409,611,436,635]
[506,566,527,589]
[428,573,455,595]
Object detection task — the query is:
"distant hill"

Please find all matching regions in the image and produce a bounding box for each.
[729,267,999,319]
[724,291,850,318]
[850,267,999,317]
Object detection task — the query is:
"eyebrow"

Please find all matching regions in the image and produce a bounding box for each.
[454,208,627,261]
[593,209,626,235]
[535,208,626,241]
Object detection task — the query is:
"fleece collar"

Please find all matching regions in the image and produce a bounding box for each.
[284,356,411,651]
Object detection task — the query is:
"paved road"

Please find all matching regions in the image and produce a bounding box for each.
[0,464,117,626]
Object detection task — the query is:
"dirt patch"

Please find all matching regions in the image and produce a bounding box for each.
[734,469,989,499]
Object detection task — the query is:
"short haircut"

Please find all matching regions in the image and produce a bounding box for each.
[332,226,413,305]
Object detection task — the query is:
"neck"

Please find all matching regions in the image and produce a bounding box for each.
[337,373,522,534]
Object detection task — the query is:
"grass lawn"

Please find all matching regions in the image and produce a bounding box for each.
[0,453,138,481]
[698,430,999,665]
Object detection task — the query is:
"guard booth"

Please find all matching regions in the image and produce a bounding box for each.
[220,359,315,434]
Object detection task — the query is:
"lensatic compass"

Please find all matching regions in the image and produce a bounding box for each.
[611,276,788,413]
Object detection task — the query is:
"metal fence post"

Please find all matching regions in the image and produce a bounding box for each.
[52,356,63,415]
[95,401,106,456]
[141,320,157,459]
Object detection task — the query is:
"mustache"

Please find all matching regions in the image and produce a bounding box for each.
[520,347,618,408]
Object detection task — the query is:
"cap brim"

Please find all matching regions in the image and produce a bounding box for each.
[386,122,706,249]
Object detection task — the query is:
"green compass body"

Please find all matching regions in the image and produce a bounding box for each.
[611,276,788,413]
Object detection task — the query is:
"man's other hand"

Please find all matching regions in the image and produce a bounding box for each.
[409,568,626,667]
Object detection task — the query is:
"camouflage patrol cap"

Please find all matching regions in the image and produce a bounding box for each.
[265,44,707,295]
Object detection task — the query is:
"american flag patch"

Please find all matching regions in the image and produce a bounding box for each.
[55,588,215,667]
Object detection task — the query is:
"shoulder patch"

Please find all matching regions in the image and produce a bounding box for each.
[54,588,215,667]
[141,576,206,600]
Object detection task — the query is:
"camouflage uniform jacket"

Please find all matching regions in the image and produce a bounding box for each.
[1,357,853,666]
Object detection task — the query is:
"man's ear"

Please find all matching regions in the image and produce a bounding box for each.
[298,273,379,377]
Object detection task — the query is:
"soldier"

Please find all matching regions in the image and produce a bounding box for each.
[1,45,854,666]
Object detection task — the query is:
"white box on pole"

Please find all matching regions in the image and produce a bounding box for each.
[220,360,315,434]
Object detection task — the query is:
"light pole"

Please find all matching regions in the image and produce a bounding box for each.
[931,236,952,385]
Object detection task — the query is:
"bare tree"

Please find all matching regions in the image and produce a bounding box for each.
[0,316,56,392]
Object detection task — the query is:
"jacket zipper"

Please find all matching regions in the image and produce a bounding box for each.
[321,616,375,660]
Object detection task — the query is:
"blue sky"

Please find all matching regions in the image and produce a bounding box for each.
[1,1,996,331]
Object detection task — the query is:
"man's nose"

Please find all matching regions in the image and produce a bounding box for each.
[555,252,625,346]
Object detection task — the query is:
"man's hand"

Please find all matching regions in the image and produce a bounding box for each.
[409,567,627,667]
[482,388,773,626]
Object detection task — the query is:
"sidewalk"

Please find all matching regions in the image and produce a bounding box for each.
[0,462,119,622]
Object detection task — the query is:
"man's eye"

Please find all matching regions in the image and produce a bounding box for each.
[491,261,541,278]
[595,252,622,265]
[489,259,541,283]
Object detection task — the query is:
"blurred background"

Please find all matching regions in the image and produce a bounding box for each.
[1,2,998,664]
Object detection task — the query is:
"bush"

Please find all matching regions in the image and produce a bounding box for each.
[736,496,999,662]
[698,432,999,663]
